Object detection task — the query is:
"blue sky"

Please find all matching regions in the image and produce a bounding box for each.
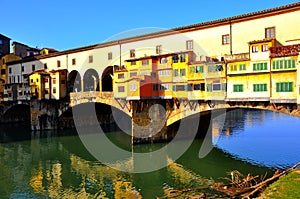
[2,0,299,51]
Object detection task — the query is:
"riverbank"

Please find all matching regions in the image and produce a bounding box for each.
[258,168,300,199]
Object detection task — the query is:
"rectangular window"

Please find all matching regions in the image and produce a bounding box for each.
[208,65,223,72]
[72,58,76,65]
[159,70,170,76]
[253,84,267,92]
[130,49,135,58]
[32,64,35,71]
[44,78,49,83]
[253,62,268,71]
[152,84,158,91]
[108,52,112,60]
[118,86,125,92]
[186,40,193,50]
[191,66,204,73]
[142,59,149,66]
[172,55,179,63]
[130,72,137,77]
[118,73,124,79]
[156,45,162,54]
[276,82,293,92]
[239,64,246,71]
[53,78,56,84]
[173,69,178,77]
[130,84,137,91]
[176,85,186,91]
[180,68,186,76]
[160,84,170,91]
[57,60,61,67]
[53,87,56,94]
[222,34,230,45]
[180,54,186,62]
[265,27,275,39]
[252,45,259,53]
[151,72,156,78]
[89,55,93,63]
[233,84,243,92]
[230,65,237,71]
[131,61,136,65]
[207,84,212,92]
[44,63,47,69]
[9,68,12,74]
[262,44,269,52]
[1,69,5,74]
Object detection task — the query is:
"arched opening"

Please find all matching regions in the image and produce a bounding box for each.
[68,70,82,93]
[3,104,31,124]
[101,66,113,92]
[83,69,99,92]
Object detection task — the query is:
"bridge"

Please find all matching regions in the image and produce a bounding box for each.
[68,91,300,143]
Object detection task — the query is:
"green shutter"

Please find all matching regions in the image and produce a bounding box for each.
[292,60,296,68]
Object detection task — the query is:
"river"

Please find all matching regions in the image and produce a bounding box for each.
[0,108,299,198]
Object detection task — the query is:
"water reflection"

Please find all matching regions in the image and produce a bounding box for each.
[1,108,299,198]
[213,108,300,169]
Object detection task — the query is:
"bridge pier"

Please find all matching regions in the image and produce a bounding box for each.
[131,100,169,144]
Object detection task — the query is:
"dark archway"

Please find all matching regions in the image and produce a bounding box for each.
[3,104,31,123]
[102,66,113,92]
[68,70,82,93]
[83,69,99,92]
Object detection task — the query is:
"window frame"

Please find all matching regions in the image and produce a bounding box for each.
[186,40,193,50]
[222,34,230,45]
[265,27,276,39]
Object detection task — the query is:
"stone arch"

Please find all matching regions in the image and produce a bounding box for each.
[3,104,31,123]
[68,70,82,92]
[101,66,113,92]
[83,69,99,92]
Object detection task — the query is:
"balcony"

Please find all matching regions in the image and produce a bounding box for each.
[225,53,250,62]
[269,44,300,58]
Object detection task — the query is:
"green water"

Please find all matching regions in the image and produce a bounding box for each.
[1,109,300,198]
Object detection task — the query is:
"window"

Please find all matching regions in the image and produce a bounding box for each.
[186,40,193,50]
[44,63,47,69]
[151,72,156,78]
[253,84,267,92]
[160,84,170,91]
[72,58,76,65]
[230,65,237,71]
[32,64,35,71]
[208,65,223,72]
[233,84,243,92]
[130,72,137,77]
[160,57,169,64]
[173,69,178,77]
[190,65,204,73]
[53,87,56,94]
[159,70,171,76]
[130,49,135,58]
[180,68,186,76]
[2,58,5,64]
[272,59,296,70]
[152,84,158,91]
[131,61,136,65]
[174,85,186,91]
[118,86,125,92]
[179,54,186,62]
[108,52,112,60]
[1,69,5,74]
[57,60,61,67]
[89,55,93,63]
[44,78,49,83]
[253,62,267,71]
[207,84,212,92]
[252,45,259,53]
[262,44,269,52]
[53,78,56,84]
[222,34,230,45]
[36,78,39,83]
[239,64,246,71]
[19,91,23,96]
[265,27,275,39]
[276,82,293,92]
[118,73,124,79]
[142,59,149,66]
[172,55,179,63]
[156,45,162,54]
[130,84,137,91]
[9,68,11,74]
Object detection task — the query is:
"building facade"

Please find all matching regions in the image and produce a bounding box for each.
[3,2,300,107]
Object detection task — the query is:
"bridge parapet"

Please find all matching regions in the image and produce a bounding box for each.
[70,92,131,116]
